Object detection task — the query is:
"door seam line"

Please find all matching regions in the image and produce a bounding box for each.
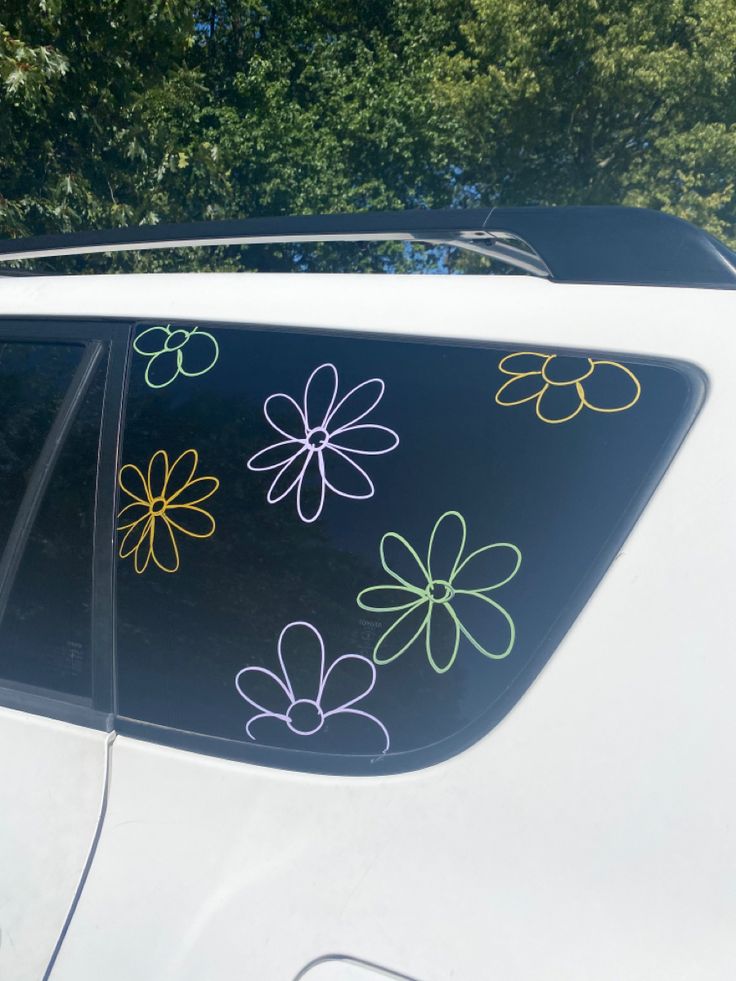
[42,729,116,980]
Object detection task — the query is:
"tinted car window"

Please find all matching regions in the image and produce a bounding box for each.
[0,343,81,546]
[116,322,703,773]
[0,340,105,699]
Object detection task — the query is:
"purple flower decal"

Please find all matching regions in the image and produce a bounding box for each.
[235,621,390,753]
[247,363,399,523]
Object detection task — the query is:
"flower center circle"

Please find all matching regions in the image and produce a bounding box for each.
[150,496,167,515]
[164,329,191,352]
[541,355,595,386]
[427,579,454,604]
[306,428,329,449]
[286,699,324,736]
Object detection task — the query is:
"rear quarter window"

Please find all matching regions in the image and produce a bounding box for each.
[114,321,703,773]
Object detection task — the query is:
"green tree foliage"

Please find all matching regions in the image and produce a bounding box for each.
[1,2,199,236]
[441,0,736,244]
[1,0,735,271]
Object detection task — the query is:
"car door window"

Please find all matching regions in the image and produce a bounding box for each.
[0,336,106,702]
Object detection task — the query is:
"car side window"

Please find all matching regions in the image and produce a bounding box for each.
[115,321,703,774]
[0,336,106,701]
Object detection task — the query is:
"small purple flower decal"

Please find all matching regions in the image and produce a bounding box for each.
[247,363,399,523]
[235,621,390,753]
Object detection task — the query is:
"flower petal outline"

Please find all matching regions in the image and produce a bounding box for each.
[263,393,307,441]
[118,463,150,504]
[133,324,170,356]
[373,601,431,666]
[425,603,461,674]
[319,653,377,714]
[495,373,547,407]
[247,439,303,473]
[150,517,180,573]
[147,449,169,499]
[277,621,325,702]
[428,510,467,584]
[379,530,430,590]
[144,350,181,390]
[177,329,219,378]
[164,448,200,500]
[117,500,150,530]
[328,423,400,455]
[582,359,642,413]
[296,451,327,523]
[327,377,386,433]
[165,505,216,539]
[119,514,152,559]
[266,448,310,504]
[304,362,338,430]
[453,590,516,660]
[322,445,375,500]
[133,518,155,574]
[167,474,220,508]
[498,351,547,375]
[451,542,522,593]
[334,708,390,753]
[541,355,595,387]
[536,384,585,424]
[235,665,292,717]
[356,584,424,612]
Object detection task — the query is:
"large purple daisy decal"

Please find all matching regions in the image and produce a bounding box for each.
[235,621,390,753]
[246,363,399,523]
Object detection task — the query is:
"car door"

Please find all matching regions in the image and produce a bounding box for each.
[49,297,735,981]
[0,319,127,980]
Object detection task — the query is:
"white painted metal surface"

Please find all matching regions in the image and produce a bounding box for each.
[297,957,416,980]
[1,271,734,979]
[0,708,108,980]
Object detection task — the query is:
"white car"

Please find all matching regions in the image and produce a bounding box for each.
[0,206,733,980]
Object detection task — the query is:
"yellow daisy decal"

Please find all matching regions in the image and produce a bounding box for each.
[117,449,219,573]
[495,351,641,424]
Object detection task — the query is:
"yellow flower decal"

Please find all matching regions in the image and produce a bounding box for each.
[117,449,219,573]
[495,351,641,424]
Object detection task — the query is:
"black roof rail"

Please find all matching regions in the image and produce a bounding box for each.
[486,206,736,288]
[1,205,735,288]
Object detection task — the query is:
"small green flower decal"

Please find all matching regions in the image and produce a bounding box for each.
[357,511,521,673]
[133,323,219,389]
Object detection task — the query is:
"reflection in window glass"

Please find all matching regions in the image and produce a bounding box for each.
[0,343,82,547]
[0,341,105,699]
[116,323,703,773]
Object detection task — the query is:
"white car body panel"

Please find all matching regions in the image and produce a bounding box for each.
[0,709,107,981]
[0,272,733,978]
[296,957,415,979]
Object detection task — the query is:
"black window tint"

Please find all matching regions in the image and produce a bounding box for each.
[0,340,105,700]
[116,322,703,774]
[0,343,81,545]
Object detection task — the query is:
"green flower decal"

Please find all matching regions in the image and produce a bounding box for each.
[133,323,219,389]
[357,511,521,673]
